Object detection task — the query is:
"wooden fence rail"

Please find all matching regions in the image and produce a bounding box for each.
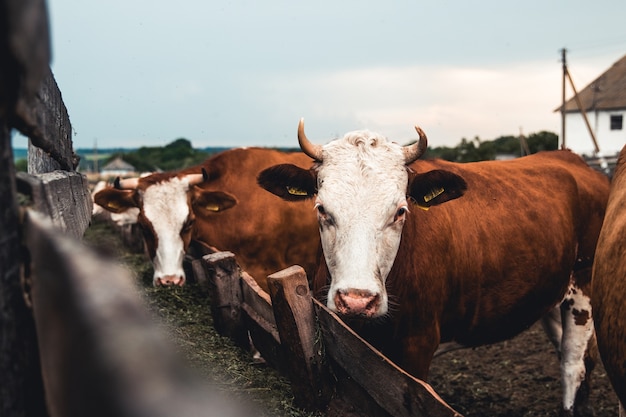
[0,1,255,416]
[195,252,463,417]
[20,210,254,417]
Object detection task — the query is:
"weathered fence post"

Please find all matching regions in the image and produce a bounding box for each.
[199,251,249,348]
[21,210,254,417]
[0,120,49,417]
[267,265,332,411]
[0,0,52,415]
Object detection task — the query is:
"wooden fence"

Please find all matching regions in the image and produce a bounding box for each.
[0,1,250,416]
[0,0,462,415]
[194,253,462,417]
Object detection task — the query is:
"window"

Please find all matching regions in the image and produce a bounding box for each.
[610,114,623,130]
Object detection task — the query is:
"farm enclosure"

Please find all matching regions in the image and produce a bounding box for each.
[89,218,620,417]
[2,0,621,415]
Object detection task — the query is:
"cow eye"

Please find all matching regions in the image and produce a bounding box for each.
[394,205,408,222]
[314,202,334,226]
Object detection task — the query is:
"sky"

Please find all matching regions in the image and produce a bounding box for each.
[13,0,626,151]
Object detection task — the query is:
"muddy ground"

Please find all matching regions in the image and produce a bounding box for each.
[428,323,618,417]
[85,221,619,417]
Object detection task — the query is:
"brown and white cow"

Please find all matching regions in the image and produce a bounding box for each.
[592,144,626,412]
[258,119,609,416]
[94,148,319,289]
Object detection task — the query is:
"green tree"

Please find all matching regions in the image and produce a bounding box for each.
[526,131,558,153]
[102,138,210,172]
[15,158,27,172]
[425,130,559,162]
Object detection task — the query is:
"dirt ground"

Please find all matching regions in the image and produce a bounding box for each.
[85,221,620,417]
[428,323,619,417]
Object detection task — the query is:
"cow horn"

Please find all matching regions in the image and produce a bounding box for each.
[402,126,428,164]
[186,173,205,186]
[297,118,323,161]
[116,177,139,189]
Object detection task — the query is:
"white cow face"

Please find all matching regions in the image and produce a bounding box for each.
[257,120,466,319]
[93,172,237,287]
[313,131,410,317]
[140,177,195,286]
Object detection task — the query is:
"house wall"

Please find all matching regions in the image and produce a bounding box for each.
[564,109,626,156]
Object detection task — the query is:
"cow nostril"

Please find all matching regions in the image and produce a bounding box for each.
[334,289,380,317]
[156,275,186,287]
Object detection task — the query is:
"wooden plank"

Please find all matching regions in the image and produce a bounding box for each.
[267,266,332,411]
[241,271,277,339]
[17,67,77,173]
[314,299,462,417]
[200,251,249,348]
[16,171,91,238]
[22,209,253,417]
[1,117,49,417]
[238,271,284,371]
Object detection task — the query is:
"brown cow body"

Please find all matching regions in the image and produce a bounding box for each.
[258,121,609,416]
[592,145,626,410]
[189,148,319,289]
[95,147,319,290]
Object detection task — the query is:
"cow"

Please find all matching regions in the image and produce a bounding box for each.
[591,144,626,413]
[94,148,319,290]
[92,180,140,227]
[257,119,609,416]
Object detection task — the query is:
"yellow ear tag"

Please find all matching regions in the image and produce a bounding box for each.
[205,203,221,212]
[417,205,430,211]
[287,186,308,196]
[424,187,444,203]
[107,201,121,210]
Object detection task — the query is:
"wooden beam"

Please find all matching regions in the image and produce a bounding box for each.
[22,210,253,417]
[0,118,49,417]
[200,251,249,348]
[267,266,332,411]
[315,299,462,417]
[16,171,92,238]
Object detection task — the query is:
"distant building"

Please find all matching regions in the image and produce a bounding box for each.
[100,157,136,178]
[558,54,626,156]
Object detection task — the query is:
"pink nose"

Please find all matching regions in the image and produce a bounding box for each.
[334,289,380,317]
[155,275,186,287]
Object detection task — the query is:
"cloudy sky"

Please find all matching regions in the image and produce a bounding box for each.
[16,0,626,151]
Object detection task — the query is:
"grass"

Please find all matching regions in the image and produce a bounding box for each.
[83,220,324,417]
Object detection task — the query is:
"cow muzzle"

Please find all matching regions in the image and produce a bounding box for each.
[334,289,381,318]
[155,275,186,287]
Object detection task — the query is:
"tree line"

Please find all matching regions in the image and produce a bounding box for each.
[14,131,559,173]
[426,131,558,162]
[111,131,557,170]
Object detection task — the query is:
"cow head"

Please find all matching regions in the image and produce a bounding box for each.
[258,119,467,318]
[93,170,238,286]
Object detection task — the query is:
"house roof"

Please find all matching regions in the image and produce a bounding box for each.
[559,54,626,113]
[101,156,135,172]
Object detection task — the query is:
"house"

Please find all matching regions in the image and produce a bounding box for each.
[559,54,626,156]
[100,156,136,178]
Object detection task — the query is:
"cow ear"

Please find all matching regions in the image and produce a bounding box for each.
[93,188,138,213]
[408,169,467,210]
[257,164,317,201]
[192,191,238,216]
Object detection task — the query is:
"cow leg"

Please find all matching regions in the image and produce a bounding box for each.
[402,326,440,380]
[559,282,595,417]
[541,305,563,354]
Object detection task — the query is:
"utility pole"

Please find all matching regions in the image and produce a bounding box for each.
[560,48,600,155]
[519,127,530,156]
